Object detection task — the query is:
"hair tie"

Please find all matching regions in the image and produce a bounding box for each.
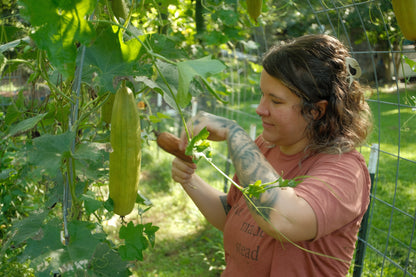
[345,57,361,87]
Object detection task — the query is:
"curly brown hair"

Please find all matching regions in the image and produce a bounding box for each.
[262,34,372,154]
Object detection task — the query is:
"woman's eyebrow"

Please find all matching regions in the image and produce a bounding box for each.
[268,92,285,101]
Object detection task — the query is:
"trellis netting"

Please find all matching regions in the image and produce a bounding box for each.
[199,1,416,276]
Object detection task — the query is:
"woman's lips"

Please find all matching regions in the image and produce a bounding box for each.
[262,120,274,128]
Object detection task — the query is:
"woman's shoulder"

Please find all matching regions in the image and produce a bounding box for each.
[311,149,367,165]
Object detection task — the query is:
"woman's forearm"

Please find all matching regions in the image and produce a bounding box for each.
[226,124,281,216]
[227,124,279,187]
[181,174,228,231]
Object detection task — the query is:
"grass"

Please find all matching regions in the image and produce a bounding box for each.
[357,85,416,276]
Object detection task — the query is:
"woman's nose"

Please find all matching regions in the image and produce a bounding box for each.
[256,98,269,117]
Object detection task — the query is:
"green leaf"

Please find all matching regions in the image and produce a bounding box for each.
[74,142,108,180]
[404,55,416,73]
[0,36,30,53]
[146,33,187,60]
[242,180,271,198]
[83,23,145,93]
[18,218,63,265]
[115,25,144,63]
[19,219,107,275]
[205,30,229,45]
[177,56,226,108]
[89,243,131,276]
[154,60,179,110]
[136,191,153,206]
[20,0,96,77]
[0,168,15,182]
[216,9,239,26]
[5,93,25,126]
[7,210,49,245]
[143,223,159,248]
[148,112,171,124]
[66,221,105,262]
[80,191,103,215]
[6,113,47,139]
[118,221,155,261]
[0,52,6,73]
[28,132,74,177]
[185,127,211,162]
[241,177,302,199]
[104,197,114,212]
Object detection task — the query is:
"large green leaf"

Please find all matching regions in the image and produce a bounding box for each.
[28,132,74,177]
[80,191,103,215]
[6,113,47,139]
[118,221,159,261]
[83,23,145,93]
[74,142,108,180]
[66,221,106,262]
[153,57,227,110]
[88,243,130,276]
[145,33,187,60]
[19,219,112,275]
[154,60,179,110]
[17,217,63,265]
[6,210,49,246]
[177,56,226,107]
[19,0,96,77]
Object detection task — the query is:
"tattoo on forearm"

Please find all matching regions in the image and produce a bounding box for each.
[220,195,231,215]
[228,125,277,185]
[249,189,279,219]
[227,124,280,220]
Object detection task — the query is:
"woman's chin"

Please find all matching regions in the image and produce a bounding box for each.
[261,133,277,147]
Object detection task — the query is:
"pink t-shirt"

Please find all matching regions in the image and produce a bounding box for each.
[222,137,371,276]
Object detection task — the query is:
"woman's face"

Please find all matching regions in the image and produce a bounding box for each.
[256,70,309,155]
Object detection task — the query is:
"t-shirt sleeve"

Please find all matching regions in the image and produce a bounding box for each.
[294,152,370,240]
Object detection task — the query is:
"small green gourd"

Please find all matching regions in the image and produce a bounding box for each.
[101,92,115,124]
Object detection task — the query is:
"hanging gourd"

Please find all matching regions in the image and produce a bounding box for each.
[109,82,141,216]
[246,0,263,23]
[392,0,416,41]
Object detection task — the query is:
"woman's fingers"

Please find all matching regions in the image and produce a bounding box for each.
[171,157,197,184]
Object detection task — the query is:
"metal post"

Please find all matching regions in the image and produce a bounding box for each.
[353,143,379,276]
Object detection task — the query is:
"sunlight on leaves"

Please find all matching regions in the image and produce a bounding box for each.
[19,0,96,77]
[112,24,144,62]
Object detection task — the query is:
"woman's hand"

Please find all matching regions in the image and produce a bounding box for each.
[171,156,228,231]
[179,111,234,151]
[171,157,197,185]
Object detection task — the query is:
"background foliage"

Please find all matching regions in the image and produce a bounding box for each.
[1,0,415,276]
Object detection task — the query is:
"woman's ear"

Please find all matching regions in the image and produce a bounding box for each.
[312,100,328,120]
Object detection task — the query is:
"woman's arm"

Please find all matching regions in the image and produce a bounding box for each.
[171,157,229,231]
[184,112,317,242]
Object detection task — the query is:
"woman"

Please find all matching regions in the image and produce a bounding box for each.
[171,34,373,276]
